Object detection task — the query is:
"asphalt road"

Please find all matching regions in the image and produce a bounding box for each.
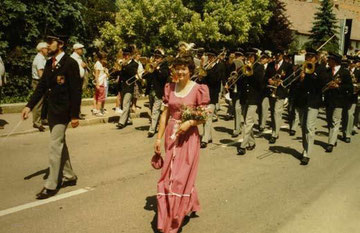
[1,111,359,233]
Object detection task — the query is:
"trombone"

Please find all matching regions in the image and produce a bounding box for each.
[125,58,166,86]
[192,49,227,81]
[322,74,341,93]
[281,61,316,88]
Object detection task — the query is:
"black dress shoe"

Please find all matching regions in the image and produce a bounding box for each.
[208,139,213,143]
[344,137,351,143]
[237,147,246,155]
[289,130,296,136]
[246,144,256,151]
[325,144,333,153]
[127,121,133,126]
[269,137,277,144]
[33,124,45,132]
[300,156,310,165]
[36,188,58,199]
[258,128,264,133]
[232,133,239,138]
[117,123,125,129]
[60,176,78,188]
[147,132,155,138]
[200,142,207,148]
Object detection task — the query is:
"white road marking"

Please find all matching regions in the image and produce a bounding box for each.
[0,187,94,217]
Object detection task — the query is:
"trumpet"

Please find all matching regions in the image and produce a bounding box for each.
[267,74,284,98]
[322,74,341,93]
[351,73,360,94]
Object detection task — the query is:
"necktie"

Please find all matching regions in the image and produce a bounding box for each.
[52,57,56,69]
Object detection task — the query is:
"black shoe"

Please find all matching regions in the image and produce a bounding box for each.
[325,144,333,153]
[148,132,155,138]
[212,118,218,123]
[300,156,310,165]
[289,130,296,136]
[208,139,213,143]
[237,147,246,155]
[246,144,256,151]
[36,188,58,199]
[232,133,239,138]
[41,119,49,126]
[258,128,264,133]
[269,137,277,144]
[61,176,78,188]
[33,124,45,132]
[344,137,351,143]
[127,121,133,126]
[200,142,207,148]
[117,123,125,129]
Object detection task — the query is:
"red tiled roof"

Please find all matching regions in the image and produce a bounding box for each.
[282,0,360,40]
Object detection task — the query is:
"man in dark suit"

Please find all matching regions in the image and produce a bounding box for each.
[199,50,223,148]
[267,50,293,144]
[237,49,265,155]
[21,36,82,199]
[145,48,169,138]
[353,58,360,131]
[117,45,139,129]
[323,52,353,153]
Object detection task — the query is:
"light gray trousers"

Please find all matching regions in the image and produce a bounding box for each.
[270,98,285,138]
[45,124,76,190]
[240,104,257,148]
[259,97,270,129]
[119,92,133,125]
[328,107,342,145]
[148,93,162,134]
[344,103,356,137]
[233,97,243,135]
[202,104,216,143]
[303,107,319,158]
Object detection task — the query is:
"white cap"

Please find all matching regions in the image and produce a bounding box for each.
[73,43,84,50]
[36,42,48,51]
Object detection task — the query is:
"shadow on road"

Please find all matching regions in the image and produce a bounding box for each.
[268,146,303,161]
[314,140,328,150]
[0,119,9,127]
[136,125,150,131]
[214,126,233,135]
[24,168,49,180]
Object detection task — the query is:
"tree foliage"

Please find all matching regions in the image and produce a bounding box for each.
[258,0,293,51]
[309,0,339,52]
[98,0,271,55]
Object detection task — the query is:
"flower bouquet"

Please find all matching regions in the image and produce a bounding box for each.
[170,105,210,140]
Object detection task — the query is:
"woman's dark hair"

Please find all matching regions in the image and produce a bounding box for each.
[172,55,195,75]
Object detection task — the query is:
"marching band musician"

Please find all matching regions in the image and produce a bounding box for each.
[117,45,139,129]
[258,50,272,134]
[226,49,245,137]
[323,52,353,153]
[198,50,223,148]
[353,58,360,132]
[343,57,360,141]
[145,48,170,138]
[267,50,293,144]
[236,49,265,155]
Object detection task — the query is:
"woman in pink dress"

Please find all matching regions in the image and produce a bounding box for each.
[154,56,210,233]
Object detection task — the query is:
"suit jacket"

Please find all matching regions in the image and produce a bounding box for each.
[350,67,360,103]
[303,63,328,109]
[119,60,139,94]
[145,61,169,99]
[266,60,293,99]
[324,66,353,108]
[200,62,223,104]
[239,62,265,105]
[26,54,82,125]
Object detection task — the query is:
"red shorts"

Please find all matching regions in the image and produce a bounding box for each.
[95,86,106,103]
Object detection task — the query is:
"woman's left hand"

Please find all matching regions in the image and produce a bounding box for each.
[176,121,192,136]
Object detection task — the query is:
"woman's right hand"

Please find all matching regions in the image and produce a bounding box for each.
[96,85,100,90]
[154,139,161,154]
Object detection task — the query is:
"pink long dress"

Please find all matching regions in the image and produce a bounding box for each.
[157,82,210,233]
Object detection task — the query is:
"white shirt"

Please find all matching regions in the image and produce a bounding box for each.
[275,59,283,70]
[333,65,341,75]
[32,53,47,80]
[71,52,85,78]
[94,61,108,87]
[136,60,144,77]
[53,51,65,66]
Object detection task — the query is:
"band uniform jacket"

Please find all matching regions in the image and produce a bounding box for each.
[119,59,139,95]
[324,66,353,108]
[261,63,272,98]
[239,62,265,105]
[199,62,223,105]
[26,54,82,126]
[303,63,328,109]
[145,61,169,99]
[350,67,360,104]
[266,60,293,99]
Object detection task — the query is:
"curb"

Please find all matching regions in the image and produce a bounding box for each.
[0,111,148,138]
